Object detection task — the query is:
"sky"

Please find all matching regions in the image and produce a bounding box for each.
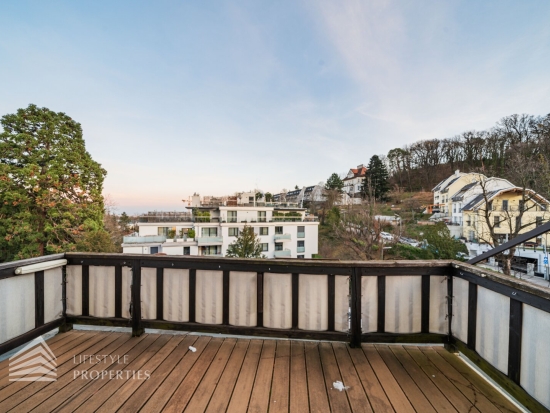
[1,1,549,214]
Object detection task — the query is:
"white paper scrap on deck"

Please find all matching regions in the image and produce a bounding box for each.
[333,381,349,391]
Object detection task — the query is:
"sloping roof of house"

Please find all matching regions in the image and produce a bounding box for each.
[451,182,478,201]
[343,167,367,181]
[441,177,461,193]
[461,187,550,211]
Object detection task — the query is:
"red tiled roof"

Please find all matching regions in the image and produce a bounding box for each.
[344,167,367,180]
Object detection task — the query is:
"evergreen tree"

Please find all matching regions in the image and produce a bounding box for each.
[0,104,107,261]
[325,173,344,192]
[226,226,265,258]
[362,155,390,201]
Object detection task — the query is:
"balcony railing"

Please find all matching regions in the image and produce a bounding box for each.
[122,235,166,244]
[297,231,305,238]
[197,236,223,245]
[297,246,305,253]
[274,234,291,242]
[1,254,550,411]
[273,249,291,257]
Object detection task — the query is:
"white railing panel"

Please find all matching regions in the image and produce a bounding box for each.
[385,276,421,333]
[361,276,377,333]
[298,274,328,331]
[476,286,509,374]
[196,270,223,324]
[141,268,157,320]
[66,265,82,316]
[229,272,257,327]
[44,267,63,323]
[163,269,189,322]
[521,304,550,409]
[263,273,292,329]
[335,276,350,332]
[429,276,448,334]
[89,266,115,318]
[0,274,35,343]
[121,267,132,319]
[451,277,468,343]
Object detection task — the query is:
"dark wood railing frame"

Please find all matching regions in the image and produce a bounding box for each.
[1,253,550,411]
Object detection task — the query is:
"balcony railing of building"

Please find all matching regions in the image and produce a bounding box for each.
[1,254,550,411]
[274,234,291,242]
[273,249,291,258]
[197,236,223,245]
[297,246,305,253]
[297,231,305,238]
[122,235,167,244]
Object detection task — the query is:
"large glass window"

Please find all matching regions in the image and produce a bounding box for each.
[297,240,305,253]
[258,211,266,222]
[201,227,218,237]
[157,227,175,236]
[228,227,239,237]
[275,226,283,234]
[502,200,508,211]
[275,242,283,251]
[261,243,268,252]
[227,211,237,223]
[259,227,269,236]
[297,226,305,238]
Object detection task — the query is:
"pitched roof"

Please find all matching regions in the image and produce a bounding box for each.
[343,167,367,181]
[451,182,477,201]
[441,177,461,193]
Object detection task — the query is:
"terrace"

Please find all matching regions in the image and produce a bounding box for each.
[1,253,549,412]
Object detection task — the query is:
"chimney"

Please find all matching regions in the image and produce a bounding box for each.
[357,164,364,169]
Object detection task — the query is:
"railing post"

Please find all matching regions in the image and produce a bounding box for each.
[508,299,523,384]
[447,274,453,343]
[350,268,361,348]
[34,270,44,328]
[59,265,73,333]
[467,282,477,349]
[131,260,144,337]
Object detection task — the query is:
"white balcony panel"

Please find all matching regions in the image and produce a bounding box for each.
[141,267,157,320]
[521,304,550,410]
[0,274,34,344]
[361,276,378,333]
[89,266,115,318]
[44,267,63,323]
[476,286,509,375]
[196,270,223,324]
[335,276,350,332]
[121,267,132,319]
[263,273,292,329]
[163,269,189,322]
[298,274,328,331]
[429,276,448,334]
[452,277,469,343]
[385,276,421,333]
[229,271,257,326]
[66,265,82,316]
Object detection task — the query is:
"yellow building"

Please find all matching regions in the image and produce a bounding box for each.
[462,187,549,245]
[432,171,485,219]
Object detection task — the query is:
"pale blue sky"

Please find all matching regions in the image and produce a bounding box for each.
[1,1,549,213]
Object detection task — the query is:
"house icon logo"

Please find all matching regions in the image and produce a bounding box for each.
[9,337,57,381]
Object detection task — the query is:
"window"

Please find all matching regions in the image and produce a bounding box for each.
[184,247,190,255]
[297,240,305,253]
[487,201,493,211]
[537,216,543,227]
[258,211,266,222]
[201,227,218,237]
[261,243,268,252]
[275,242,283,251]
[228,227,239,237]
[228,211,237,223]
[202,246,219,256]
[297,226,305,238]
[249,196,254,203]
[259,227,268,236]
[297,255,304,259]
[519,200,525,212]
[502,200,508,211]
[275,226,283,234]
[150,247,159,254]
[158,227,175,236]
[493,216,500,228]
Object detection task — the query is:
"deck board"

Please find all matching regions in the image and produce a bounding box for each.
[0,330,524,412]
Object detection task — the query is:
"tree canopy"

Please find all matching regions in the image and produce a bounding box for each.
[225,226,265,258]
[0,104,107,261]
[362,155,389,201]
[325,173,344,192]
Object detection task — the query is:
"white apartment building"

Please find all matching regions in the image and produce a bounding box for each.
[122,205,319,259]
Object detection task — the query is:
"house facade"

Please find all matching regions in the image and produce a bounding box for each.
[343,164,367,205]
[123,204,319,259]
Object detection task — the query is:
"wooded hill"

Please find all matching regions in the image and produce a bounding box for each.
[385,113,550,198]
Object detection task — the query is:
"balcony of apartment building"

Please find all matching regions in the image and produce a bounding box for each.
[274,233,291,242]
[122,235,167,244]
[1,254,547,412]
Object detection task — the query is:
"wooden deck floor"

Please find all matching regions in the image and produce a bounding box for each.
[0,330,522,412]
